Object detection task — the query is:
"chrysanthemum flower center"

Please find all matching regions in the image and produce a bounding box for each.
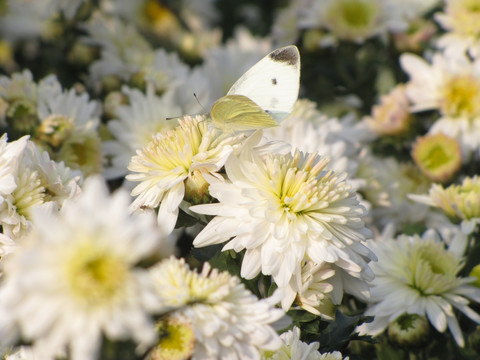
[330,0,375,28]
[65,241,128,305]
[12,168,45,218]
[449,0,480,37]
[410,242,459,295]
[150,317,196,360]
[267,152,331,220]
[36,114,73,148]
[429,176,480,220]
[146,120,207,176]
[327,0,377,32]
[440,75,480,118]
[56,130,103,177]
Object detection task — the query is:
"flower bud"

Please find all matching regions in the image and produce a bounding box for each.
[6,99,39,138]
[412,133,462,183]
[184,170,212,205]
[388,313,430,349]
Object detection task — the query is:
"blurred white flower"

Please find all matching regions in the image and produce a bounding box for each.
[127,115,246,234]
[262,326,322,360]
[400,52,480,157]
[192,131,374,292]
[358,229,480,347]
[363,84,412,136]
[0,70,103,177]
[0,176,171,360]
[357,152,432,230]
[271,2,303,46]
[0,136,82,240]
[261,326,350,360]
[150,256,285,360]
[84,12,154,84]
[435,0,480,58]
[297,0,407,46]
[35,75,103,177]
[409,175,480,234]
[281,260,335,318]
[0,0,85,43]
[103,85,181,180]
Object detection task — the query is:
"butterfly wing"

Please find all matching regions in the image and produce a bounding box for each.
[226,46,300,122]
[211,95,278,131]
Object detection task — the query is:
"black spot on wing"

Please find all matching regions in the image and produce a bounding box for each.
[269,46,299,66]
[271,78,277,85]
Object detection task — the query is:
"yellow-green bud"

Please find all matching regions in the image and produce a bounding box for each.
[388,313,430,349]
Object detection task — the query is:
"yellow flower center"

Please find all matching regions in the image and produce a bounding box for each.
[440,75,480,118]
[36,114,73,148]
[326,0,378,39]
[65,240,128,305]
[56,129,103,177]
[411,133,461,183]
[264,152,342,223]
[150,317,196,360]
[410,241,460,296]
[448,0,480,37]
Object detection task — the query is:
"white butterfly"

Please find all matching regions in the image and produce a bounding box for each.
[210,45,301,131]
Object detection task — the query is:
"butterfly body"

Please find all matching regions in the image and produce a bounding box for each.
[210,45,301,131]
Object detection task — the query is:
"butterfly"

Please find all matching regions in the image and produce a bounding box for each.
[210,45,300,132]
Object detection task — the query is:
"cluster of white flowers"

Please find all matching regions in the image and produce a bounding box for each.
[1,0,480,359]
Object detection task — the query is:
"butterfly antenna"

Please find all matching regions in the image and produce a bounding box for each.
[194,93,208,113]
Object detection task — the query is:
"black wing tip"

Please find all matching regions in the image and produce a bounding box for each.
[269,46,299,66]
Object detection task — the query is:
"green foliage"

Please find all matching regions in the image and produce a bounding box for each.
[288,309,375,354]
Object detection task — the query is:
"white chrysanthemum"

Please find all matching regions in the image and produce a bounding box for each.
[319,351,349,360]
[84,12,189,93]
[145,48,190,94]
[84,12,154,84]
[0,70,38,128]
[171,65,218,116]
[150,256,285,360]
[358,229,480,347]
[0,136,82,240]
[127,115,246,234]
[0,134,28,196]
[0,0,84,43]
[0,71,103,177]
[409,175,480,234]
[103,85,181,179]
[265,99,362,184]
[0,176,172,360]
[262,326,350,360]
[435,0,480,58]
[281,260,335,318]
[191,131,375,291]
[297,0,407,46]
[356,152,432,229]
[262,326,322,360]
[400,52,480,156]
[0,69,37,105]
[34,77,103,177]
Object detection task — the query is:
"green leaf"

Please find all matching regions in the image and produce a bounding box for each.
[175,208,200,229]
